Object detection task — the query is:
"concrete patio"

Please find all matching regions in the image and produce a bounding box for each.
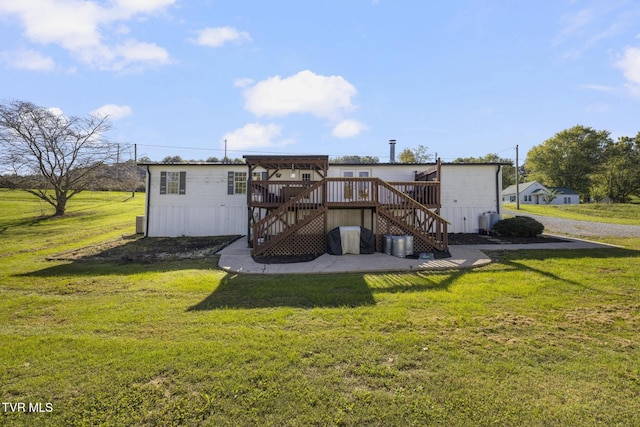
[216,235,613,275]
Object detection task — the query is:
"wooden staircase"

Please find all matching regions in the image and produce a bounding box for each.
[376,180,449,252]
[251,178,449,257]
[251,180,326,256]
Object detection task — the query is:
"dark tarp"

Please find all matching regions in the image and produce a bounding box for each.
[326,226,376,255]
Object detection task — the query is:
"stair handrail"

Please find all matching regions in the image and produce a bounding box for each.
[252,179,325,253]
[376,179,449,251]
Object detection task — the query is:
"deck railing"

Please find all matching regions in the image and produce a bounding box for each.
[250,179,440,209]
[376,180,448,251]
[250,180,317,207]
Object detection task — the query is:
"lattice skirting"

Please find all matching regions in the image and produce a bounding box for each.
[260,215,326,256]
[376,215,438,253]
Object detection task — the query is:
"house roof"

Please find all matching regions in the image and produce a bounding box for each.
[138,162,248,168]
[139,160,507,169]
[501,181,579,196]
[501,181,541,195]
[548,187,579,195]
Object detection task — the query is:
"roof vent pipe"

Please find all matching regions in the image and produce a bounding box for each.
[389,139,396,163]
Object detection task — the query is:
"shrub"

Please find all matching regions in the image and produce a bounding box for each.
[492,216,544,237]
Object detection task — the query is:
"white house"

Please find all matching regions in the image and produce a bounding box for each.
[502,181,580,205]
[141,155,505,255]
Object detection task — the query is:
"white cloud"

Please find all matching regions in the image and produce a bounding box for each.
[113,40,170,66]
[234,78,254,88]
[332,119,368,138]
[193,26,251,47]
[91,104,133,120]
[243,70,357,119]
[579,83,617,93]
[222,123,295,150]
[110,0,176,16]
[46,107,65,117]
[556,8,594,42]
[615,46,640,96]
[0,0,174,71]
[1,49,55,71]
[555,5,633,60]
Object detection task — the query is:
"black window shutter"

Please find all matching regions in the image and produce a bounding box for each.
[160,171,167,194]
[179,171,186,195]
[227,171,235,195]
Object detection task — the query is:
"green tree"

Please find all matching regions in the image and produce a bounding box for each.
[398,148,416,163]
[412,145,432,162]
[543,188,559,205]
[525,125,610,200]
[331,155,379,164]
[453,153,515,188]
[161,155,184,163]
[398,145,432,163]
[592,135,640,202]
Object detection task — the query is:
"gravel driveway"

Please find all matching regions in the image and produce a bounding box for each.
[503,209,640,238]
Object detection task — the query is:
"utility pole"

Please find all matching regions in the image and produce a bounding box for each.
[515,144,520,210]
[132,143,137,198]
[224,139,228,164]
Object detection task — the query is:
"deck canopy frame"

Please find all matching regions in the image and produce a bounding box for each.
[244,155,329,179]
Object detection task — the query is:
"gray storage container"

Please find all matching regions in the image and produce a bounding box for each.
[391,236,406,258]
[479,213,489,234]
[489,212,501,229]
[383,235,393,255]
[404,235,414,256]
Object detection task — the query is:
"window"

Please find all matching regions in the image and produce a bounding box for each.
[342,170,370,200]
[357,171,370,199]
[252,171,267,181]
[227,171,247,195]
[343,171,355,199]
[302,173,312,181]
[160,171,186,195]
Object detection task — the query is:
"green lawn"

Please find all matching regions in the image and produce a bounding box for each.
[2,190,640,426]
[504,202,640,226]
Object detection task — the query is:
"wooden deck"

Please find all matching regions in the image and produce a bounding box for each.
[249,178,448,257]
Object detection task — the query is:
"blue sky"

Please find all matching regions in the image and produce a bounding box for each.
[1,0,640,163]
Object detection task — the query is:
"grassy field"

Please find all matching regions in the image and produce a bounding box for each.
[2,190,640,426]
[503,202,640,226]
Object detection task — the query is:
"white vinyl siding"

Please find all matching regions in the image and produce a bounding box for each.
[148,165,247,237]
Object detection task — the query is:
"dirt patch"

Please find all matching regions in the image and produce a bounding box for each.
[48,235,241,263]
[50,233,565,265]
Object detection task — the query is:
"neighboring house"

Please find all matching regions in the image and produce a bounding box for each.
[140,155,506,256]
[502,181,579,205]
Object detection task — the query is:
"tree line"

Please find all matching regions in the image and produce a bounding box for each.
[3,99,635,218]
[524,125,640,203]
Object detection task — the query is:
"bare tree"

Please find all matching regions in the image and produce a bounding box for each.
[0,100,116,216]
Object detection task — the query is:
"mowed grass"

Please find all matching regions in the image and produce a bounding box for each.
[1,190,640,426]
[504,202,640,226]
